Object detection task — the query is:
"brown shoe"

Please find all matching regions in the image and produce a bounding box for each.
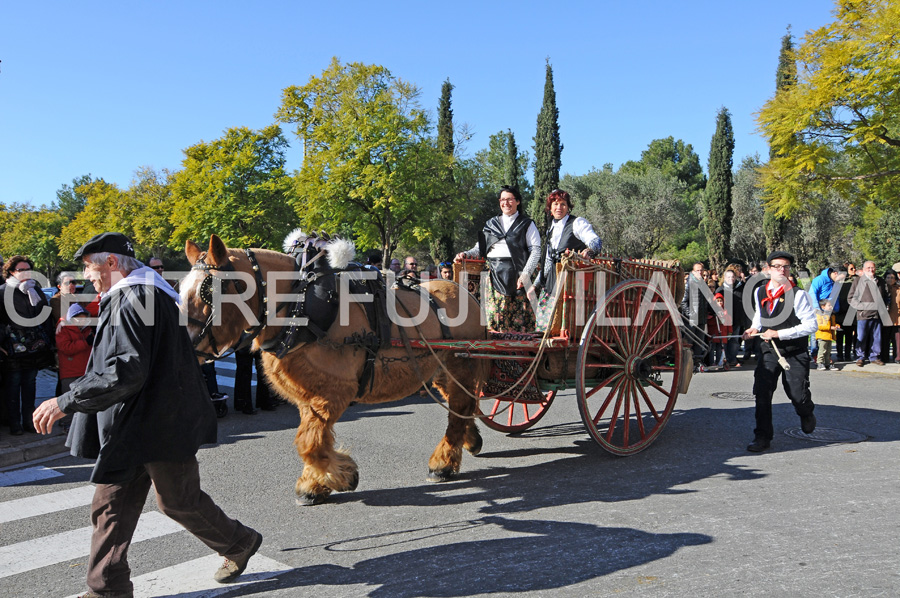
[872,359,885,366]
[856,359,864,367]
[214,531,263,583]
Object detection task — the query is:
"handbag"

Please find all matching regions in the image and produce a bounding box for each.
[4,324,52,356]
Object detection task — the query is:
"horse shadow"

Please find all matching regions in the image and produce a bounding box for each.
[330,401,900,515]
[201,515,711,597]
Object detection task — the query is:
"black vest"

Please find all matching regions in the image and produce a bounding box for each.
[542,216,588,296]
[480,213,533,296]
[755,284,807,354]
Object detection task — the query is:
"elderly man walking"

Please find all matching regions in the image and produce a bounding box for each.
[849,260,887,366]
[33,232,262,598]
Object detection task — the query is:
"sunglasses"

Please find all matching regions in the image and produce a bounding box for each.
[151,265,164,271]
[14,266,32,272]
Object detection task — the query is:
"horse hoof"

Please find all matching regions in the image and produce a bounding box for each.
[465,436,483,457]
[426,468,455,483]
[347,470,359,491]
[295,492,329,506]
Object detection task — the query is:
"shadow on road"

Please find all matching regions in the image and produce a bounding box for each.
[214,515,710,597]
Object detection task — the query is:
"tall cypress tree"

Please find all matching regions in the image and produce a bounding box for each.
[505,129,520,188]
[532,60,562,225]
[763,27,795,253]
[706,107,735,274]
[435,78,455,261]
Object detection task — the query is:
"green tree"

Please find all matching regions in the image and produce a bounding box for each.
[276,58,456,265]
[130,167,176,259]
[564,167,691,259]
[705,107,735,273]
[730,155,767,265]
[58,179,137,258]
[531,60,562,224]
[762,27,795,252]
[866,208,900,270]
[505,129,520,189]
[757,1,900,213]
[170,125,296,250]
[54,174,94,221]
[433,78,456,262]
[619,137,706,193]
[0,204,69,279]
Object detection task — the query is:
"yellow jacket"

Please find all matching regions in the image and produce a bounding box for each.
[816,312,836,341]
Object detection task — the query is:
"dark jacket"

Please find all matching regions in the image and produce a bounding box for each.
[680,274,709,327]
[0,282,56,370]
[716,281,747,330]
[57,283,217,483]
[848,275,887,321]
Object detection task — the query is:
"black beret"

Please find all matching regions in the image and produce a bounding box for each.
[766,250,795,265]
[74,232,136,260]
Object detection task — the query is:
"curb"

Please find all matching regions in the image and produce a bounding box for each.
[0,433,68,469]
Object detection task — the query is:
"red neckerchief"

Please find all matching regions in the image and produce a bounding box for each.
[760,280,795,314]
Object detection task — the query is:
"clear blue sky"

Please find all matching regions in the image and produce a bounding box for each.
[1,0,838,207]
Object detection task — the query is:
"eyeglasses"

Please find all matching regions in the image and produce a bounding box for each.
[769,264,790,271]
[13,266,32,272]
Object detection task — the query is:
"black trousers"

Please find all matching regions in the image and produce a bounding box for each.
[233,347,272,411]
[752,344,815,441]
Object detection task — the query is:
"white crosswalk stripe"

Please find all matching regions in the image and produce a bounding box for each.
[0,511,183,578]
[0,465,292,594]
[0,485,95,523]
[60,554,291,598]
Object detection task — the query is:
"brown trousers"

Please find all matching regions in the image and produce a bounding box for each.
[87,457,257,596]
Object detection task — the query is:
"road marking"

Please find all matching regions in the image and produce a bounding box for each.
[0,485,95,524]
[0,511,183,579]
[60,553,292,598]
[0,465,63,487]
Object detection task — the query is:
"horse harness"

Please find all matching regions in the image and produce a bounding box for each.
[190,247,452,397]
[189,249,267,361]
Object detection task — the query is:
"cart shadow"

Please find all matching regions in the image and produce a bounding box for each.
[336,403,900,514]
[215,515,710,597]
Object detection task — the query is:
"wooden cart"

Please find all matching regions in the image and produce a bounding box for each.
[403,255,692,456]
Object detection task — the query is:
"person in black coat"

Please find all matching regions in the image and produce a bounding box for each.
[33,233,262,596]
[0,255,55,436]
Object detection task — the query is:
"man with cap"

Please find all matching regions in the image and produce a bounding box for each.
[32,232,262,597]
[742,251,818,452]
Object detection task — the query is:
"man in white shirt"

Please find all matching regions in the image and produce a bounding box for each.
[742,251,818,452]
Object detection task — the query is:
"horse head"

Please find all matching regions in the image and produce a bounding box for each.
[182,234,262,360]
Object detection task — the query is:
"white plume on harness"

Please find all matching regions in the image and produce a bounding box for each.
[282,228,355,270]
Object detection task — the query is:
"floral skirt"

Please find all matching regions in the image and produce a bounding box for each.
[534,291,558,332]
[485,285,535,332]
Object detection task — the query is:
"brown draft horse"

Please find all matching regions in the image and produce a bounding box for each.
[182,235,489,505]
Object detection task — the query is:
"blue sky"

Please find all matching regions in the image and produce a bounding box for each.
[1,1,838,207]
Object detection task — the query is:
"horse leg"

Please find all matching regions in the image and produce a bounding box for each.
[427,361,480,482]
[293,403,359,506]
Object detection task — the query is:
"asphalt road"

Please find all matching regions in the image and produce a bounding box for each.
[1,364,898,597]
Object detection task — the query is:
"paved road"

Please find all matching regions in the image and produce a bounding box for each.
[1,364,898,597]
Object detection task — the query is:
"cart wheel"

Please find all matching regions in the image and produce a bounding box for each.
[479,357,556,433]
[576,278,683,455]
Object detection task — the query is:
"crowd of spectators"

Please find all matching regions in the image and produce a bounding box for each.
[681,257,900,372]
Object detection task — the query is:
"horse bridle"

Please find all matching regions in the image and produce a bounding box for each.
[188,249,268,361]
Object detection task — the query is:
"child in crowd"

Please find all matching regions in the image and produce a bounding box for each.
[815,299,839,371]
[56,303,94,392]
[707,292,732,369]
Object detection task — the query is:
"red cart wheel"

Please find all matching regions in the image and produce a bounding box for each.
[479,357,556,433]
[576,278,683,455]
